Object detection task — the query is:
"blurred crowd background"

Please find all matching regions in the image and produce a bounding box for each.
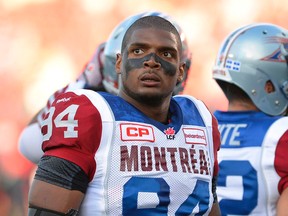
[0,0,287,215]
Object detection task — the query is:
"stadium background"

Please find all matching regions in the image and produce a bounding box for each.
[0,0,287,215]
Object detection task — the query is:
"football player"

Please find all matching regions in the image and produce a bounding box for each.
[18,11,192,164]
[28,15,221,216]
[213,23,288,215]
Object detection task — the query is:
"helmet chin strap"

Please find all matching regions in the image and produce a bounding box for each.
[281,80,288,99]
[280,44,288,98]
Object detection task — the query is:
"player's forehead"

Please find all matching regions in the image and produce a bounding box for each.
[126,28,179,51]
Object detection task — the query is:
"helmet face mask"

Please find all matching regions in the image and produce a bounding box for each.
[103,11,192,95]
[213,23,288,116]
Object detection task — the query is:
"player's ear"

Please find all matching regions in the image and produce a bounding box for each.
[115,53,122,75]
[177,62,185,82]
[265,80,275,93]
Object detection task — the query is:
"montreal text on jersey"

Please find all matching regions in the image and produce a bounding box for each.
[120,145,211,175]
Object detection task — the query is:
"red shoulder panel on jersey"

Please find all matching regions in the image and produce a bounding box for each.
[42,91,102,182]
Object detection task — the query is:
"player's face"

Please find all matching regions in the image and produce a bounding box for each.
[116,27,184,106]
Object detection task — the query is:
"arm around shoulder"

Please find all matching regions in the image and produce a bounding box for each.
[209,201,221,216]
[277,186,288,216]
[18,122,44,164]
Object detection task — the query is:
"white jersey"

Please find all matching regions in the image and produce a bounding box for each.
[214,110,288,216]
[41,89,220,215]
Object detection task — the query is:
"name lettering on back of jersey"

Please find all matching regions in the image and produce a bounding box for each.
[183,128,207,145]
[120,123,155,142]
[164,127,175,140]
[218,123,247,146]
[120,145,211,175]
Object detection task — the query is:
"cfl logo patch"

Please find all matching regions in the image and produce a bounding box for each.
[120,123,155,142]
[164,127,176,140]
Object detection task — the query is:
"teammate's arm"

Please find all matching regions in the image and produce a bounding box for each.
[18,85,67,164]
[18,109,44,164]
[275,128,288,216]
[277,186,288,216]
[209,202,221,216]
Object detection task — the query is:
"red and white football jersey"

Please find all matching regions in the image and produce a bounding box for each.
[41,89,220,215]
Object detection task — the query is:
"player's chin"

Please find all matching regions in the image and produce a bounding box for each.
[138,87,164,96]
[139,88,171,100]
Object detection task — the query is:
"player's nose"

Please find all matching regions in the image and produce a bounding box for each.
[144,53,161,68]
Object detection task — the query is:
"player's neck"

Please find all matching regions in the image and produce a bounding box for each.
[228,100,259,112]
[136,102,170,123]
[120,92,170,123]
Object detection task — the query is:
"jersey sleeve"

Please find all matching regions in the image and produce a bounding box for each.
[275,129,288,194]
[37,80,87,125]
[211,114,220,177]
[41,90,102,182]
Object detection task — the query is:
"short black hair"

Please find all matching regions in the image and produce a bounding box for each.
[217,80,252,103]
[121,16,182,54]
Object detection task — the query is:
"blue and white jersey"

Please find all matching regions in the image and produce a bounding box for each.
[214,110,288,216]
[42,89,220,215]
